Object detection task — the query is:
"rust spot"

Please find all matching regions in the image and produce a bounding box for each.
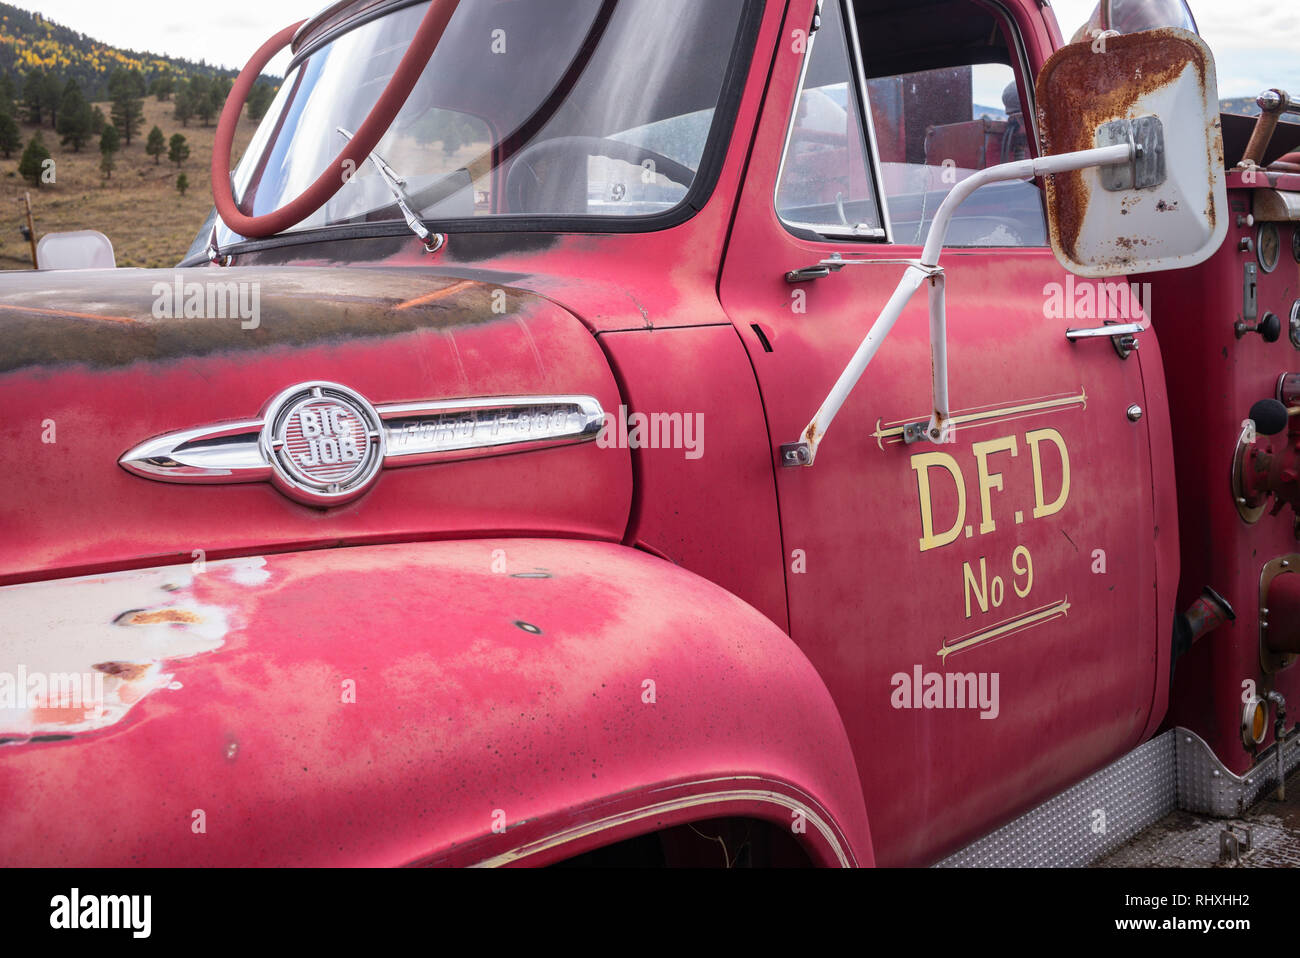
[115,608,202,626]
[93,661,151,680]
[1038,29,1215,263]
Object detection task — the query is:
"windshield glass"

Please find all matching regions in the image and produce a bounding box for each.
[203,0,749,249]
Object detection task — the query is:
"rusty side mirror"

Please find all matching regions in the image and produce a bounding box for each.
[1036,28,1227,277]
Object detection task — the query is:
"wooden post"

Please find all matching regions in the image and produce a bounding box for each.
[22,191,37,268]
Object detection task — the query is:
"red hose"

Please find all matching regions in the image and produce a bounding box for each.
[212,0,461,239]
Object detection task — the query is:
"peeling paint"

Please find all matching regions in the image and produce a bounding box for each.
[116,609,204,626]
[0,557,266,742]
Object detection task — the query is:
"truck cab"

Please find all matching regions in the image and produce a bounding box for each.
[0,0,1290,867]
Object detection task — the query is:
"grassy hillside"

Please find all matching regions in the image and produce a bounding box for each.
[0,3,238,99]
[0,97,257,269]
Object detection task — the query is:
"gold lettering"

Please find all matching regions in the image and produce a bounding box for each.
[912,452,966,552]
[963,557,988,618]
[1027,428,1071,519]
[972,436,1019,535]
[1012,545,1033,598]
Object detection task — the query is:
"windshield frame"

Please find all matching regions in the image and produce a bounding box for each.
[185,0,766,264]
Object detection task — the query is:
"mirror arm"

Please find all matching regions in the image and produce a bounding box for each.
[780,143,1133,468]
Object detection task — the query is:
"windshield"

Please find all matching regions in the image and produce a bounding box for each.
[199,0,749,251]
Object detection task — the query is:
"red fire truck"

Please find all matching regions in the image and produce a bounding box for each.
[2,0,1297,868]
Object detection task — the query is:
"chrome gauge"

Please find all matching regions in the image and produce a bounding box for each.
[1258,221,1280,273]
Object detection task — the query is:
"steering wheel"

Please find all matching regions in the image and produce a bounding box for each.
[505,136,695,214]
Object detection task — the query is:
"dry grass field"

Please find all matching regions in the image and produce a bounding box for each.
[0,96,256,269]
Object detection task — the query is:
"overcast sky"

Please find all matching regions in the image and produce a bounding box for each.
[27,0,304,75]
[19,0,1300,99]
[1051,0,1300,97]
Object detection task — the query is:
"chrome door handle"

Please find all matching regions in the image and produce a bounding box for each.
[1065,322,1142,359]
[1065,322,1144,339]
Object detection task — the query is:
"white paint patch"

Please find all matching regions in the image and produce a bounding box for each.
[225,557,271,587]
[0,557,267,742]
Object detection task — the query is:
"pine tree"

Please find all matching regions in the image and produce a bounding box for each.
[57,80,93,152]
[207,86,225,124]
[90,106,106,136]
[18,132,52,187]
[247,82,275,121]
[194,97,215,127]
[0,112,20,159]
[22,70,44,125]
[40,71,60,128]
[0,74,15,116]
[168,132,190,167]
[177,172,189,195]
[151,74,175,101]
[99,125,120,179]
[190,77,214,126]
[108,68,144,145]
[174,88,193,127]
[145,125,166,164]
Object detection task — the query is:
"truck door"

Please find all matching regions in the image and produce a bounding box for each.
[719,0,1164,865]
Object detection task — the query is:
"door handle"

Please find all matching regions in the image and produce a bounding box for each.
[1065,321,1142,359]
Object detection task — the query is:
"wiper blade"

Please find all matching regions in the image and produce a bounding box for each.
[337,127,444,252]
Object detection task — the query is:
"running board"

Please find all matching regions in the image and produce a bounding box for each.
[936,727,1300,867]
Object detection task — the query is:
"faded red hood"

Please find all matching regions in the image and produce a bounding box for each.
[0,266,630,583]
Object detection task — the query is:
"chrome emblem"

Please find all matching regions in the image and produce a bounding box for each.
[119,384,604,508]
[260,383,385,506]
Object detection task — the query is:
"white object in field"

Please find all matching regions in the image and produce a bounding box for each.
[35,230,116,270]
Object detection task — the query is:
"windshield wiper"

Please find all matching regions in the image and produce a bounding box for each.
[336,127,445,252]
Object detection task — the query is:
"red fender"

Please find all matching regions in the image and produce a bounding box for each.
[0,539,871,867]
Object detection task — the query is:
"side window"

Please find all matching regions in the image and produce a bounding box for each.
[775,0,883,238]
[866,63,1047,248]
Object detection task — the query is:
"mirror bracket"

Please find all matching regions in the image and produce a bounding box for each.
[782,146,1129,468]
[1096,116,1167,191]
[779,29,1226,470]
